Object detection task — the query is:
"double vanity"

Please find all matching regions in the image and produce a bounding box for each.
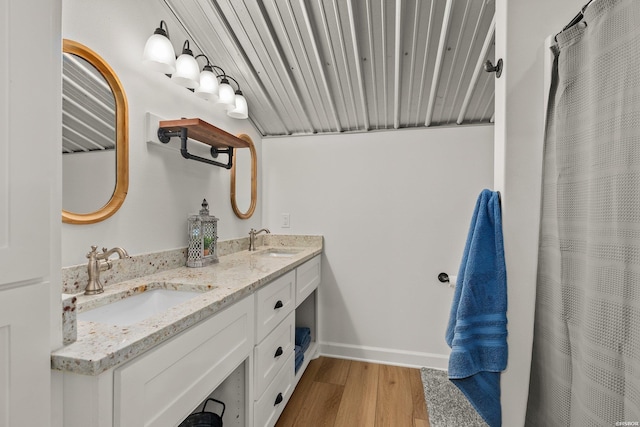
[52,234,323,427]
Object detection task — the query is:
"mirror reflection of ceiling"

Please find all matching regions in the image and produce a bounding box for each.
[62,52,116,153]
[164,0,495,137]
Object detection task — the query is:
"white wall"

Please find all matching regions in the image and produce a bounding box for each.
[494,0,583,425]
[63,151,115,213]
[263,125,494,368]
[61,0,263,267]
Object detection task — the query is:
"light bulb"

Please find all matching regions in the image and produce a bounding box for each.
[195,66,219,101]
[142,22,176,74]
[171,41,200,89]
[216,78,235,110]
[228,92,248,119]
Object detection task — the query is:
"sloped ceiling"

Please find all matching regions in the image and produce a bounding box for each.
[165,0,496,137]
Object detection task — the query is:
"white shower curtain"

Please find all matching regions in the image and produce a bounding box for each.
[526,0,640,425]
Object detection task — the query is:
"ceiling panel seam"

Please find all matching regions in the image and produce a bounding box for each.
[436,0,472,125]
[328,0,360,129]
[415,0,436,126]
[316,0,352,129]
[405,0,421,122]
[393,0,402,129]
[346,0,370,130]
[380,0,389,126]
[364,0,379,129]
[425,0,453,126]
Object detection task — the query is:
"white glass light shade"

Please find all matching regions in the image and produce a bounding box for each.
[195,69,219,100]
[142,33,176,74]
[171,53,200,89]
[228,93,248,119]
[216,81,236,110]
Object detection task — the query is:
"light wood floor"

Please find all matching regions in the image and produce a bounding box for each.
[275,356,430,427]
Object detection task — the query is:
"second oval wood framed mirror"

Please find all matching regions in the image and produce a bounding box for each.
[62,39,129,224]
[230,134,257,219]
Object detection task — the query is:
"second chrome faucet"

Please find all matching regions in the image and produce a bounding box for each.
[248,228,270,251]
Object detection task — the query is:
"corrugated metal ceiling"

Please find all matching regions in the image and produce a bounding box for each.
[62,52,116,153]
[165,0,496,137]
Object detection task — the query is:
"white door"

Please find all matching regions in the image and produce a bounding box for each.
[0,0,61,426]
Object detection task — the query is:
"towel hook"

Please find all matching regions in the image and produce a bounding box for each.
[484,59,503,78]
[438,272,450,283]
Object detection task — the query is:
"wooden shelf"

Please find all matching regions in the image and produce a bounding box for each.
[158,118,249,149]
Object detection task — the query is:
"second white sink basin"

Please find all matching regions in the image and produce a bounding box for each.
[78,289,202,326]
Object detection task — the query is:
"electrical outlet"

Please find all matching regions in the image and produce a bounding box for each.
[281,213,290,228]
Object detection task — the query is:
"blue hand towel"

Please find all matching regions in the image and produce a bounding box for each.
[295,327,312,354]
[294,345,304,373]
[299,334,311,354]
[445,189,508,427]
[295,327,311,346]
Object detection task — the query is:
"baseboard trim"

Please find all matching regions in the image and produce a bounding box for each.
[319,341,449,370]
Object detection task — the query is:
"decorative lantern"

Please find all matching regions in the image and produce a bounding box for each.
[187,199,219,267]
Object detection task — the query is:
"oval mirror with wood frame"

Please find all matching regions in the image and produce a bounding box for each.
[62,39,128,224]
[230,134,257,219]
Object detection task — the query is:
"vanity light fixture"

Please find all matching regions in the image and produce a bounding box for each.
[194,55,219,101]
[171,40,200,89]
[143,21,249,120]
[228,91,248,119]
[142,21,176,74]
[216,75,236,111]
[227,79,248,119]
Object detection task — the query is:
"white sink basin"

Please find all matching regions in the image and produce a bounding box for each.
[257,248,302,258]
[78,289,202,326]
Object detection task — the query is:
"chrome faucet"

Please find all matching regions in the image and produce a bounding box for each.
[248,228,270,251]
[85,245,130,295]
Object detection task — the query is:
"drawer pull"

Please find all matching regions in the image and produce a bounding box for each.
[274,392,284,406]
[274,346,284,358]
[274,300,284,310]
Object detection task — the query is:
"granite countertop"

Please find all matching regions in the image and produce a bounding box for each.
[51,236,322,376]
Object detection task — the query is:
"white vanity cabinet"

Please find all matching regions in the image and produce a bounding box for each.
[61,296,254,427]
[253,255,321,427]
[114,296,254,426]
[59,251,322,427]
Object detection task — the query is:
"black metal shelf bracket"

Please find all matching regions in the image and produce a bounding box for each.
[157,127,234,169]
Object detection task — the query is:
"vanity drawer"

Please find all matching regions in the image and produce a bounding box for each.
[254,311,294,399]
[295,255,321,307]
[113,296,254,427]
[254,352,294,427]
[255,270,295,343]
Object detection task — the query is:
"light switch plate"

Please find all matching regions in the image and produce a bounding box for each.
[281,213,290,228]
